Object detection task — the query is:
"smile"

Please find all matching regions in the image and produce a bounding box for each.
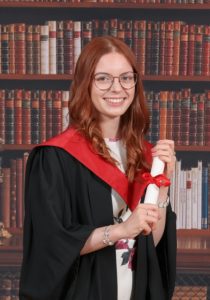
[103,98,126,103]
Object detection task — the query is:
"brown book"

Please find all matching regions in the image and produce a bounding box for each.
[194,25,203,76]
[189,94,198,146]
[1,25,9,74]
[133,20,146,76]
[124,20,132,50]
[26,25,33,74]
[197,93,205,145]
[56,21,64,74]
[109,19,118,38]
[5,89,15,144]
[180,88,191,146]
[145,21,152,75]
[8,24,15,74]
[179,24,189,76]
[82,21,92,48]
[188,24,195,76]
[10,159,17,228]
[0,89,5,144]
[52,90,62,137]
[117,20,125,42]
[64,20,74,75]
[159,91,168,139]
[172,91,181,145]
[2,168,11,228]
[204,90,210,145]
[16,158,23,228]
[159,21,166,75]
[172,21,181,76]
[166,91,174,140]
[22,89,31,145]
[31,90,40,144]
[165,22,174,76]
[46,90,53,140]
[14,23,26,74]
[39,90,47,143]
[32,25,41,74]
[202,25,210,76]
[14,89,23,145]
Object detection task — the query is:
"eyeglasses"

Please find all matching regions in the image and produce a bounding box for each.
[93,72,138,91]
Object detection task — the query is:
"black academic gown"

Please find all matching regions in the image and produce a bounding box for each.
[19,128,177,300]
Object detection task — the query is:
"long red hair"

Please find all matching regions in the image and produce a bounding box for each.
[69,36,150,181]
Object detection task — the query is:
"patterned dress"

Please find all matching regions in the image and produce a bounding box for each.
[104,138,136,300]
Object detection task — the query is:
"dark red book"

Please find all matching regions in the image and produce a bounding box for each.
[39,90,47,143]
[31,90,40,144]
[14,89,23,145]
[8,24,15,74]
[188,24,195,76]
[197,93,205,145]
[14,23,26,74]
[172,21,181,76]
[172,91,181,144]
[202,26,210,76]
[52,90,62,137]
[165,22,174,76]
[2,168,11,228]
[159,21,166,75]
[22,89,31,145]
[0,89,5,144]
[10,159,17,228]
[56,21,64,74]
[32,25,41,74]
[166,90,174,140]
[180,24,189,76]
[204,90,210,145]
[189,94,198,146]
[1,25,9,74]
[46,90,53,140]
[145,21,152,75]
[180,89,191,146]
[26,25,33,74]
[5,89,15,144]
[194,25,203,76]
[64,20,74,75]
[16,158,23,228]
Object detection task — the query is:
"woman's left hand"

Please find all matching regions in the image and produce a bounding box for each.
[151,139,176,178]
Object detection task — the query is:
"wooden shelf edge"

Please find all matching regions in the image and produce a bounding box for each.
[1,145,210,152]
[0,74,210,82]
[0,2,210,9]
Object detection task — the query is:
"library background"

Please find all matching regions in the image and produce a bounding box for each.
[0,1,210,299]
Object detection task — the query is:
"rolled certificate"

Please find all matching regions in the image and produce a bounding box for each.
[144,157,165,204]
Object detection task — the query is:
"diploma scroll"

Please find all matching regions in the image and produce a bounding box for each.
[144,157,165,205]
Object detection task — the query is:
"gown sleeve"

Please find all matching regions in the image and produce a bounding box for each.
[19,146,96,300]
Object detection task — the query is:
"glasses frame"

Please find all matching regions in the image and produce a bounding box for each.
[93,71,138,91]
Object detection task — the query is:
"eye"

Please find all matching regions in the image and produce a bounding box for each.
[120,73,134,82]
[95,74,111,82]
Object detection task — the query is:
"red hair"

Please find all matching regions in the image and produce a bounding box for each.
[69,36,150,181]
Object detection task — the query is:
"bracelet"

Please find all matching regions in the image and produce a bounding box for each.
[103,226,114,246]
[158,196,170,208]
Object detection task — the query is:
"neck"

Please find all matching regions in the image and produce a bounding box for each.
[99,117,120,139]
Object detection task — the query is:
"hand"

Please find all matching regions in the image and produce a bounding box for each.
[121,203,160,239]
[151,139,176,178]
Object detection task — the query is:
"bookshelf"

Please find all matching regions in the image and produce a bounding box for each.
[0,2,210,298]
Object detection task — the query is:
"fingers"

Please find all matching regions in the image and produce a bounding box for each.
[152,139,175,163]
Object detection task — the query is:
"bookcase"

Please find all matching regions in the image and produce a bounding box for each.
[0,2,210,299]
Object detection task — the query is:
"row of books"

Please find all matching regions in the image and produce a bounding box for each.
[170,160,210,229]
[145,89,210,145]
[0,153,29,229]
[0,154,209,230]
[0,88,210,146]
[0,274,19,299]
[0,89,70,145]
[1,20,210,75]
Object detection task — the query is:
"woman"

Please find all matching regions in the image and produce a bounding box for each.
[19,36,176,300]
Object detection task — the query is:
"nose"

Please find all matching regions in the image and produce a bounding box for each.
[110,77,123,91]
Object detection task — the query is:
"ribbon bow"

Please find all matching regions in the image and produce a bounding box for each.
[142,172,170,188]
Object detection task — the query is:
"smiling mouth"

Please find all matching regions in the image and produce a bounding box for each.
[103,98,126,103]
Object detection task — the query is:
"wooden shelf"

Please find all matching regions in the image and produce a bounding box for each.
[0,74,210,82]
[177,229,210,273]
[1,144,210,152]
[0,74,73,80]
[0,2,210,9]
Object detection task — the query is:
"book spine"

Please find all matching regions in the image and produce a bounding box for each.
[47,21,57,75]
[188,24,195,76]
[39,90,47,143]
[22,89,31,145]
[10,159,17,228]
[64,20,74,75]
[26,25,33,74]
[56,21,64,74]
[14,89,23,145]
[180,24,188,76]
[16,158,23,228]
[8,24,15,74]
[1,25,9,74]
[31,90,40,144]
[0,89,5,144]
[32,25,41,74]
[40,25,49,74]
[5,89,14,144]
[14,23,26,75]
[46,90,53,140]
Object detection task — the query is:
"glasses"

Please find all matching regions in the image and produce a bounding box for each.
[93,72,138,91]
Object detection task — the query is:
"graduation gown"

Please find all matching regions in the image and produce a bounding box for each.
[19,127,177,300]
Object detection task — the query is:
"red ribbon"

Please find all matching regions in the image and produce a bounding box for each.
[142,172,171,188]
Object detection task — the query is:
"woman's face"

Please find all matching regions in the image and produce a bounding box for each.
[91,52,135,123]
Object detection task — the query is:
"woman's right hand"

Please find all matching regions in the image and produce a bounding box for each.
[120,203,161,239]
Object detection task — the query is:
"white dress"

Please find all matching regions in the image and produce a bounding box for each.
[104,138,136,300]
